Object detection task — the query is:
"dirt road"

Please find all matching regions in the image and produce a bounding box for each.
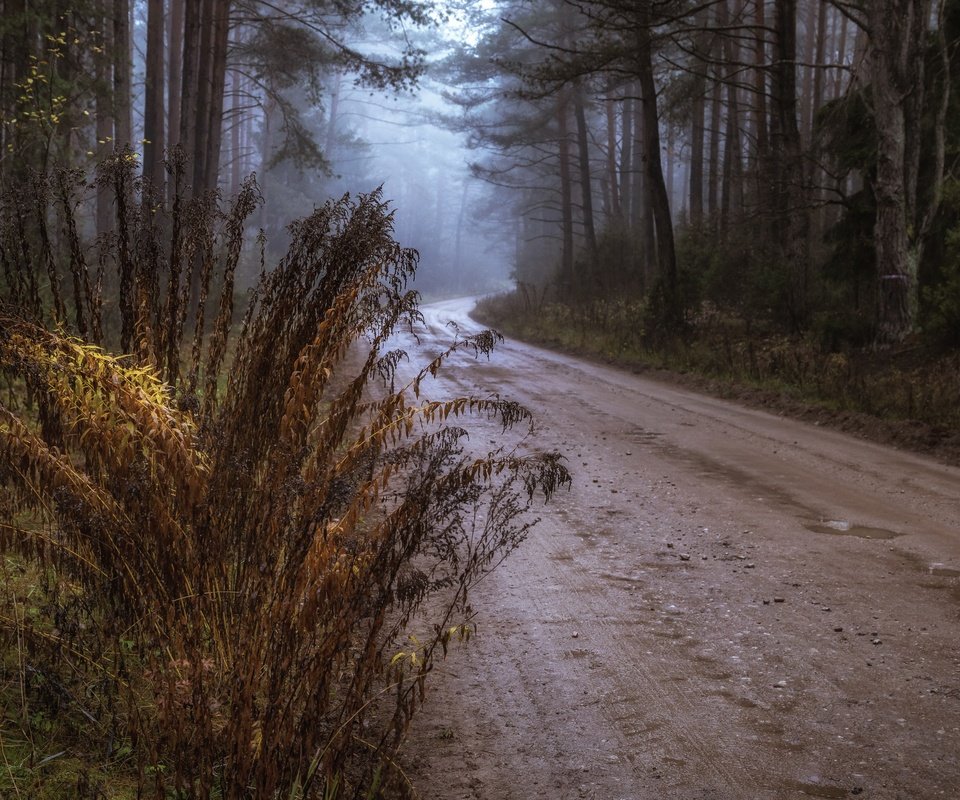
[399,298,960,800]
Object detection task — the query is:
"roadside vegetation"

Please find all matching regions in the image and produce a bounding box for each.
[473,288,960,464]
[0,155,569,798]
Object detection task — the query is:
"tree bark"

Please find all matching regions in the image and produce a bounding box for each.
[202,0,231,192]
[636,13,679,328]
[573,87,598,268]
[143,0,165,189]
[605,92,621,219]
[689,21,708,226]
[867,0,931,343]
[168,0,184,148]
[707,24,722,221]
[752,0,769,198]
[95,1,114,234]
[771,0,808,327]
[557,95,575,292]
[112,0,132,149]
[179,0,200,175]
[720,0,743,231]
[619,95,632,219]
[192,0,214,191]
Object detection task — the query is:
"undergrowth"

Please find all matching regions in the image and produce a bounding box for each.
[0,153,569,798]
[474,290,960,435]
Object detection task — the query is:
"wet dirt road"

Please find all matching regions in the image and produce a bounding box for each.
[400,298,960,800]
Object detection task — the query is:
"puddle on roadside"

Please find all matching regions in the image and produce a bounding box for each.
[928,563,960,578]
[803,518,899,540]
[781,779,849,799]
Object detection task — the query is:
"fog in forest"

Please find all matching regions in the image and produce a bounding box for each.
[120,1,517,298]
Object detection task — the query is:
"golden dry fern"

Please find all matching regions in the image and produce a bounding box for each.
[0,164,568,799]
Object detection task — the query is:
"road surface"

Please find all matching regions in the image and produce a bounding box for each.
[399,298,960,800]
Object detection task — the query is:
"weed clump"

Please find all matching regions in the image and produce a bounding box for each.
[0,154,569,798]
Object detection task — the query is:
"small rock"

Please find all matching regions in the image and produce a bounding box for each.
[872,638,882,645]
[572,631,579,638]
[745,563,756,569]
[774,680,788,688]
[679,553,691,561]
[667,542,675,549]
[773,597,786,603]
[834,627,844,632]
[762,599,770,605]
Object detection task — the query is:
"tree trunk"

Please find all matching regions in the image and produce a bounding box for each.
[168,0,184,148]
[867,0,931,343]
[202,0,230,192]
[636,13,679,328]
[192,0,214,191]
[752,0,769,199]
[619,95,632,219]
[771,0,808,327]
[720,0,743,231]
[605,93,620,219]
[689,15,709,226]
[633,97,656,286]
[707,24,722,221]
[230,69,242,195]
[557,95,575,292]
[95,2,114,234]
[573,87,598,269]
[143,0,165,190]
[113,0,132,149]
[179,0,200,177]
[833,10,848,99]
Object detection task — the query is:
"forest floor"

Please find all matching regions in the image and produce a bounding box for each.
[397,297,960,800]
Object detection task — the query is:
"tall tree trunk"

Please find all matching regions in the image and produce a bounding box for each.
[113,0,132,149]
[833,10,848,99]
[168,0,184,148]
[95,2,114,234]
[605,93,621,219]
[867,0,931,343]
[637,12,679,328]
[619,95,633,220]
[230,69,242,195]
[573,87,598,269]
[707,25,722,221]
[325,72,342,158]
[689,28,707,227]
[179,0,200,177]
[557,95,575,293]
[800,0,819,146]
[771,0,808,328]
[752,0,769,202]
[202,0,230,192]
[192,0,214,191]
[720,0,743,232]
[633,97,656,287]
[143,0,165,189]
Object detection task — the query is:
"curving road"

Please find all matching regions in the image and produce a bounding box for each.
[400,298,960,800]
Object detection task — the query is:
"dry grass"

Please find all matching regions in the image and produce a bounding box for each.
[0,153,569,798]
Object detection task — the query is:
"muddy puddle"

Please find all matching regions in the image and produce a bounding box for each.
[802,518,899,539]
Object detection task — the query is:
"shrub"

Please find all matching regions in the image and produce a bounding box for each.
[0,155,568,798]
